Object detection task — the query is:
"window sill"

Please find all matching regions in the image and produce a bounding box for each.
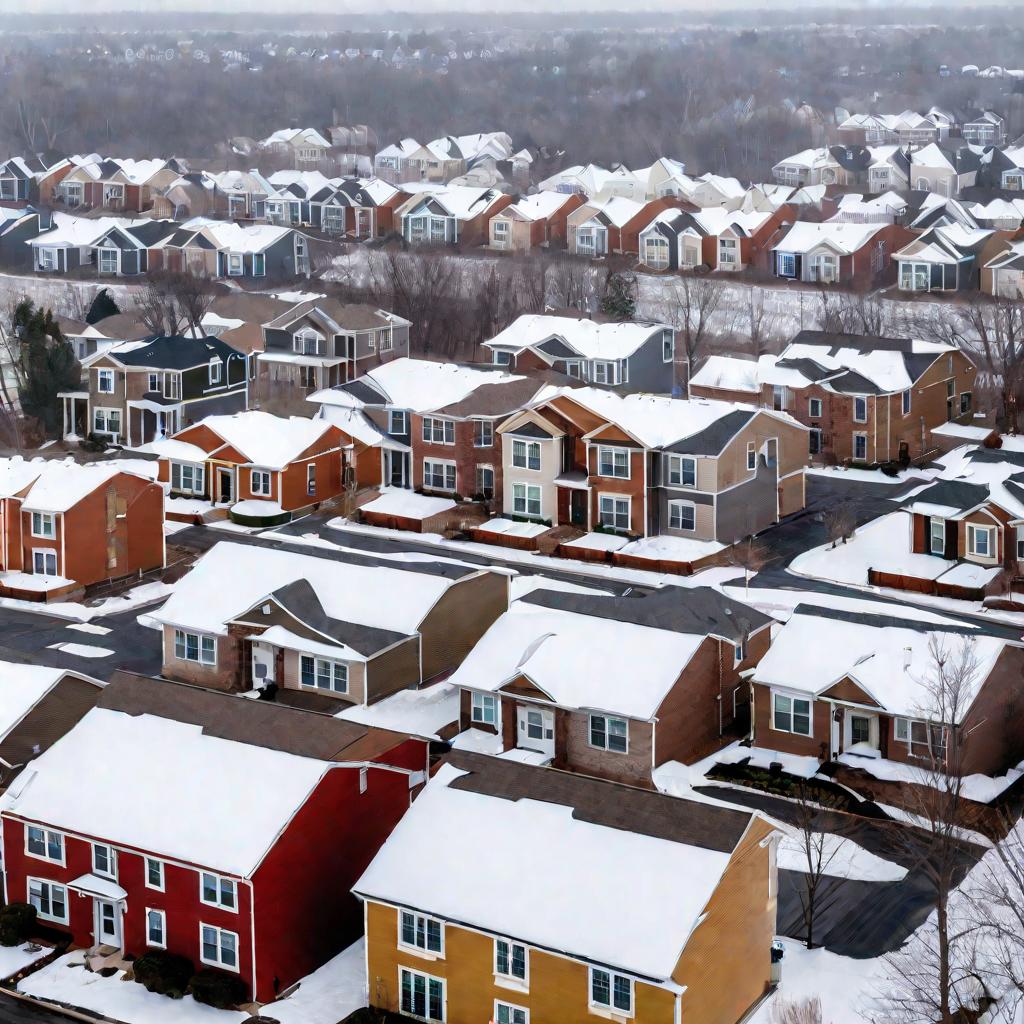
[588,1005,634,1022]
[397,944,444,963]
[494,974,529,993]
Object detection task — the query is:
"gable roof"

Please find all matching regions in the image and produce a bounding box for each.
[484,314,668,362]
[772,220,885,256]
[103,334,241,371]
[0,456,153,514]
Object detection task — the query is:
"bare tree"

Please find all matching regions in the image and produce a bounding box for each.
[823,505,855,548]
[745,286,777,359]
[771,995,822,1024]
[658,276,728,393]
[726,533,771,598]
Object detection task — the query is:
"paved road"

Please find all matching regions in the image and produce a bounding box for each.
[0,994,76,1024]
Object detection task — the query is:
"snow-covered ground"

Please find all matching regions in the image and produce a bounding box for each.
[0,579,175,623]
[267,938,366,1024]
[778,833,907,883]
[0,942,52,980]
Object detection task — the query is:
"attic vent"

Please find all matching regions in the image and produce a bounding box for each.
[262,604,271,614]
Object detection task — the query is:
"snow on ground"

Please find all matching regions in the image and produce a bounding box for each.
[778,832,907,883]
[335,680,457,740]
[266,938,366,1024]
[450,727,504,754]
[66,622,111,635]
[360,489,456,518]
[616,534,725,562]
[561,531,630,552]
[0,943,52,980]
[206,519,263,535]
[510,574,613,601]
[0,579,173,623]
[839,752,1024,804]
[749,939,885,1024]
[19,951,246,1024]
[475,517,550,539]
[878,802,993,848]
[806,465,935,485]
[46,642,114,658]
[164,521,190,535]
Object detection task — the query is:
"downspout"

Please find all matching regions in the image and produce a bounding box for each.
[246,878,257,1002]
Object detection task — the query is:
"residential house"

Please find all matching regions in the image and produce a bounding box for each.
[62,312,152,363]
[145,411,347,514]
[265,170,335,226]
[487,191,584,252]
[770,221,911,287]
[896,143,983,196]
[155,222,311,280]
[150,173,220,221]
[771,145,872,188]
[0,207,51,271]
[451,586,771,784]
[210,169,275,221]
[310,178,406,238]
[355,751,779,1024]
[751,603,1024,779]
[538,162,644,199]
[0,694,421,1002]
[837,110,946,145]
[62,335,249,446]
[483,313,677,393]
[373,139,435,183]
[397,186,514,247]
[259,128,332,167]
[961,110,1007,146]
[894,225,1014,292]
[496,387,808,542]
[0,457,164,600]
[54,158,183,213]
[996,145,1024,190]
[29,215,154,275]
[150,540,509,695]
[983,238,1024,297]
[0,156,58,203]
[564,196,645,257]
[88,220,179,277]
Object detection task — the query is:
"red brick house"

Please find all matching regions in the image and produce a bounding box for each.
[0,678,426,1004]
[0,457,164,601]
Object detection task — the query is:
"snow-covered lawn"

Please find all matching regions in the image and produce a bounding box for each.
[19,951,247,1024]
[0,579,175,624]
[267,938,366,1024]
[778,833,907,883]
[0,942,52,980]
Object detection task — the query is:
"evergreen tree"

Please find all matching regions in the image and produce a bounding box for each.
[600,272,638,321]
[16,302,81,438]
[85,288,121,325]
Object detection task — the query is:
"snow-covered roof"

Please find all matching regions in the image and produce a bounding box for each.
[484,313,667,361]
[261,127,331,149]
[498,190,575,221]
[753,607,1005,721]
[1,708,334,876]
[201,222,294,253]
[30,213,150,249]
[402,185,508,220]
[172,411,335,470]
[355,760,737,980]
[772,221,884,255]
[579,195,644,227]
[690,355,761,393]
[0,457,153,514]
[152,541,462,638]
[0,662,95,742]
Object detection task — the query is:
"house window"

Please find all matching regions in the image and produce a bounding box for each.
[494,938,527,982]
[97,247,119,275]
[747,443,756,471]
[598,495,630,532]
[200,872,236,912]
[36,247,58,271]
[512,440,541,471]
[208,359,222,385]
[389,410,408,435]
[734,639,747,666]
[97,369,115,393]
[174,629,216,666]
[930,517,946,555]
[300,656,348,694]
[31,512,55,539]
[719,237,738,266]
[473,420,494,448]
[165,374,181,400]
[250,470,272,496]
[28,879,67,924]
[590,714,629,753]
[293,331,320,355]
[400,911,444,955]
[853,396,868,422]
[1017,525,1024,561]
[400,967,444,1022]
[644,236,670,270]
[592,361,618,385]
[512,483,541,518]
[772,693,812,736]
[853,433,868,461]
[423,460,456,492]
[471,692,497,725]
[598,447,630,479]
[902,390,912,416]
[493,350,512,366]
[590,967,633,1016]
[809,429,822,455]
[668,455,696,487]
[146,858,164,891]
[170,463,205,495]
[200,924,239,971]
[662,329,674,363]
[93,843,117,880]
[777,252,797,278]
[476,466,495,499]
[494,1002,528,1024]
[307,463,317,496]
[226,253,244,276]
[26,827,63,864]
[668,501,696,532]
[900,262,930,291]
[32,550,57,576]
[92,406,121,435]
[968,524,994,558]
[422,417,456,445]
[147,909,166,948]
[808,398,822,418]
[960,392,972,414]
[147,372,160,394]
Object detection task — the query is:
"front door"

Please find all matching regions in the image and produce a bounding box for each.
[570,491,587,527]
[94,899,121,949]
[217,468,234,504]
[251,641,276,686]
[517,706,555,759]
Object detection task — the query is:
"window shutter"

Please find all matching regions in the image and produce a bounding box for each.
[944,520,958,561]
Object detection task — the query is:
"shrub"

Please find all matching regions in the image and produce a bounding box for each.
[0,903,36,947]
[133,952,194,999]
[189,969,248,1009]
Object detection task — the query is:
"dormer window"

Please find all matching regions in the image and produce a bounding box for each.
[208,359,222,385]
[293,330,320,356]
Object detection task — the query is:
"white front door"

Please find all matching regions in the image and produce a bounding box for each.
[252,642,276,685]
[94,899,121,949]
[517,706,555,758]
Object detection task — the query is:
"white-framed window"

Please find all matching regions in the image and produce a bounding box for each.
[300,655,348,694]
[200,872,237,912]
[97,246,119,275]
[306,463,317,497]
[423,459,456,492]
[598,447,630,479]
[772,692,812,736]
[734,638,747,666]
[853,396,868,422]
[899,262,931,292]
[473,420,494,448]
[718,236,739,266]
[226,253,244,276]
[422,417,456,445]
[389,410,408,434]
[511,439,541,471]
[93,843,117,880]
[494,938,527,984]
[252,253,265,277]
[667,455,696,487]
[853,433,868,461]
[28,878,68,924]
[471,692,497,726]
[377,328,393,352]
[146,858,165,891]
[808,398,822,418]
[598,494,630,532]
[200,924,239,971]
[590,714,628,753]
[93,406,122,437]
[746,443,756,471]
[512,483,541,518]
[174,629,216,666]
[250,469,272,497]
[902,390,912,416]
[399,910,444,956]
[476,465,495,499]
[400,967,445,1022]
[662,329,674,363]
[591,361,618,385]
[36,246,58,271]
[97,369,115,393]
[495,1002,528,1024]
[668,500,696,532]
[590,967,633,1017]
[643,235,669,269]
[968,524,994,558]
[293,330,320,355]
[170,462,205,495]
[1017,525,1024,561]
[30,512,55,539]
[208,359,222,385]
[777,252,797,278]
[147,372,160,394]
[930,517,946,555]
[26,826,64,864]
[165,374,181,400]
[146,908,166,948]
[31,548,57,576]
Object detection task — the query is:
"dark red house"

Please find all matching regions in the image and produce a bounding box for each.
[0,676,426,1003]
